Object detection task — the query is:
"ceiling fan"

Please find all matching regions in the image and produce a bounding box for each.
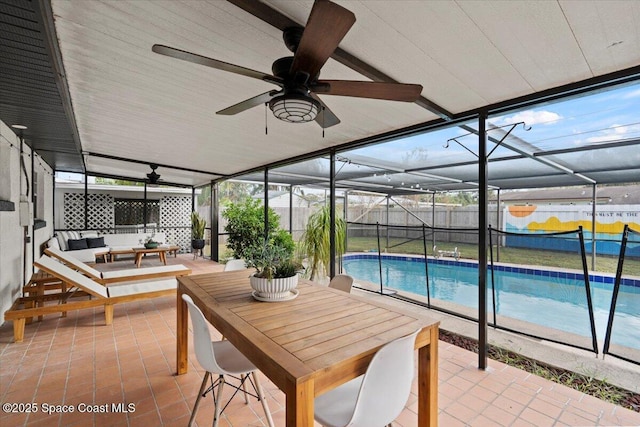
[146,164,161,185]
[152,0,423,128]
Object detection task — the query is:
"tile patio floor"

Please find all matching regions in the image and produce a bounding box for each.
[1,255,639,426]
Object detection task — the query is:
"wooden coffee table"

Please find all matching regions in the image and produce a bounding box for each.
[132,246,178,268]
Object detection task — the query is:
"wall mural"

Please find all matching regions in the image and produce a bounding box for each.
[504,205,640,257]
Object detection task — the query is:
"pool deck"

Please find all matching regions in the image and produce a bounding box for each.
[1,255,638,426]
[369,288,640,394]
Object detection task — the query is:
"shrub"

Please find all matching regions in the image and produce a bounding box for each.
[223,198,285,259]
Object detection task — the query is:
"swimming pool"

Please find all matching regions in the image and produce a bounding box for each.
[342,254,640,350]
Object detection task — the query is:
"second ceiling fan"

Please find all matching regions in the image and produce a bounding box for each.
[152,0,423,128]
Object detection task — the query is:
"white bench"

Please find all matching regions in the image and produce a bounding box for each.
[433,246,460,260]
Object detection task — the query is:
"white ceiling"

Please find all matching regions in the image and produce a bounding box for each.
[49,0,640,187]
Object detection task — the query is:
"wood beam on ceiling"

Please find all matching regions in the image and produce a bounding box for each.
[226,0,453,120]
[84,171,192,189]
[83,151,228,178]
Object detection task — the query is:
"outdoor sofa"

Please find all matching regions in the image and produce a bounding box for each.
[46,231,171,263]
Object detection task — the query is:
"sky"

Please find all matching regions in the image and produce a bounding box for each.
[345,81,640,166]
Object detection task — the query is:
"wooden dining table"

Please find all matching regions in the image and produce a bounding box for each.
[177,270,440,426]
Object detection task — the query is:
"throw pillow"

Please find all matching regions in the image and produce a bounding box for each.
[86,237,105,248]
[67,238,88,250]
[81,231,99,238]
[47,237,60,250]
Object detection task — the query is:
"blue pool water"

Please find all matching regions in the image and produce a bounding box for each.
[343,255,640,350]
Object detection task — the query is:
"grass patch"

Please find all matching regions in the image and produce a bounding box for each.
[439,330,640,412]
[345,237,640,276]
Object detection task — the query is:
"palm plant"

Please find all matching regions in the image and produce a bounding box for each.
[299,205,346,281]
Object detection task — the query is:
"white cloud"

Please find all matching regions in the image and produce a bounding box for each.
[495,110,562,126]
[622,87,640,99]
[585,123,640,143]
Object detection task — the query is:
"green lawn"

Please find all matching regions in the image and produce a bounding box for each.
[216,237,640,276]
[345,237,640,276]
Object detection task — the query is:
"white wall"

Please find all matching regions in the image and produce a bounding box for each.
[0,120,54,323]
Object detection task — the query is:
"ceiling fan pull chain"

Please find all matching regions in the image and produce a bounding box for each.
[265,102,268,135]
[322,106,325,138]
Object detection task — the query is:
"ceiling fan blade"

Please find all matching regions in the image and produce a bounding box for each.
[312,80,423,102]
[216,90,281,116]
[152,44,283,86]
[290,0,356,80]
[310,93,340,128]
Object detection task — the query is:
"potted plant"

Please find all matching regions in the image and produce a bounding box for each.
[244,239,303,301]
[191,211,206,250]
[144,234,159,249]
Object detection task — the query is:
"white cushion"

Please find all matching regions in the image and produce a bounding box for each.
[56,230,80,251]
[46,246,103,279]
[80,231,99,238]
[35,255,108,299]
[102,233,145,247]
[47,237,60,250]
[66,248,106,264]
[101,265,189,280]
[107,278,176,298]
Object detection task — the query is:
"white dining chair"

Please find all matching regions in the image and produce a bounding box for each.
[182,294,274,427]
[313,328,420,427]
[328,274,354,293]
[223,258,247,271]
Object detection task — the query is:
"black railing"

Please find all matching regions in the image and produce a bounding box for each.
[345,221,601,355]
[603,225,640,365]
[489,226,598,354]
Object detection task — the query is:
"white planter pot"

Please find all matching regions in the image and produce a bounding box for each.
[249,274,299,300]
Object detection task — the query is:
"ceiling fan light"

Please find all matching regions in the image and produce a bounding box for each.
[147,164,161,185]
[269,94,320,123]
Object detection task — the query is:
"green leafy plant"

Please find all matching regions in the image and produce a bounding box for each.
[299,205,346,280]
[222,198,281,259]
[191,211,206,240]
[244,239,303,281]
[144,233,158,244]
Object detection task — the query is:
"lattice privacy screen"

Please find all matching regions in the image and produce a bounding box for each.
[64,193,115,229]
[63,193,85,229]
[88,194,114,229]
[63,193,192,253]
[160,196,192,252]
